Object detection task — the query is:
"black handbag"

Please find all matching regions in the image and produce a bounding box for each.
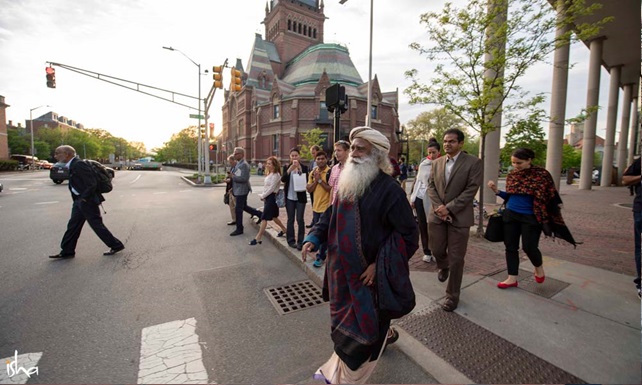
[224,190,230,205]
[484,213,504,242]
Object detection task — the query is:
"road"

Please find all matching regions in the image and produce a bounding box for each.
[0,170,433,384]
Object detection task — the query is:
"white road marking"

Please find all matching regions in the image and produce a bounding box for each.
[35,201,59,205]
[153,192,167,195]
[0,351,43,384]
[131,175,142,184]
[179,190,193,193]
[137,318,211,384]
[9,188,27,191]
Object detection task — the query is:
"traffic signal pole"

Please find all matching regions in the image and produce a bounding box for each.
[203,60,228,185]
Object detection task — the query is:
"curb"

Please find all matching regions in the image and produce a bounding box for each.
[179,176,224,187]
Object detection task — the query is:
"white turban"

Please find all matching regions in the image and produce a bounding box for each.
[349,126,390,153]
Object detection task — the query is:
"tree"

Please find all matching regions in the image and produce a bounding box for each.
[500,113,547,166]
[299,128,325,160]
[404,0,609,235]
[154,127,197,163]
[561,144,581,170]
[405,108,467,145]
[7,128,30,154]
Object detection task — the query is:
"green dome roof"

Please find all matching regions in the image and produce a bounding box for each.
[282,44,363,87]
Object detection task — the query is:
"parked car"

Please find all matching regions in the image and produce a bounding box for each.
[50,161,115,184]
[39,160,53,169]
[11,154,40,170]
[0,181,3,193]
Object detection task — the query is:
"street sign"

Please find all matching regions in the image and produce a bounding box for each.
[189,114,205,119]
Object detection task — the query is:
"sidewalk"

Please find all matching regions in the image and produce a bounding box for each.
[249,177,641,384]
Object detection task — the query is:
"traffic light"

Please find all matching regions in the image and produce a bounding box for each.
[46,67,56,88]
[230,68,242,92]
[209,143,217,151]
[212,65,223,89]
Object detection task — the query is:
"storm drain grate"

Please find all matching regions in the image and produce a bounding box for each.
[397,307,584,384]
[488,269,570,299]
[264,280,325,315]
[397,306,585,384]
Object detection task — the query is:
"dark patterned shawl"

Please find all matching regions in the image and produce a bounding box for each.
[506,166,580,247]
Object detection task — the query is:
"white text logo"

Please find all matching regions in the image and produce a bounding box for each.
[5,351,39,378]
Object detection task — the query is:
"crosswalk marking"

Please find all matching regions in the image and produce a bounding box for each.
[138,318,212,384]
[0,351,43,384]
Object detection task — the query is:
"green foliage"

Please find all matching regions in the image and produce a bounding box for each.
[463,136,480,157]
[406,108,467,143]
[7,128,30,154]
[299,128,325,160]
[500,114,547,166]
[153,127,198,163]
[405,0,609,136]
[561,144,581,169]
[0,160,19,171]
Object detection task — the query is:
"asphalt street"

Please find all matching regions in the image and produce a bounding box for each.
[0,169,435,383]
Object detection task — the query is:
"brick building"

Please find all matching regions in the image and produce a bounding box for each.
[219,0,401,163]
[0,96,9,160]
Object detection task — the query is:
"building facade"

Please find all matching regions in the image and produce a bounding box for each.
[219,0,401,163]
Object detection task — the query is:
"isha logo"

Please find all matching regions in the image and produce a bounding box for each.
[5,350,39,378]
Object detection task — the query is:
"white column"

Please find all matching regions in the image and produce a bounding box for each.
[579,38,603,190]
[481,0,507,204]
[628,97,639,165]
[616,84,633,183]
[545,0,571,190]
[600,65,620,187]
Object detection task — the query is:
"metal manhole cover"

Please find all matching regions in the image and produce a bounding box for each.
[397,307,585,384]
[264,280,325,315]
[488,269,569,298]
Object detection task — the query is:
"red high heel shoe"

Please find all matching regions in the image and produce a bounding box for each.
[534,274,545,283]
[497,281,518,289]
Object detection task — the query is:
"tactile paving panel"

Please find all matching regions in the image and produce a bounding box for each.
[264,280,325,315]
[397,306,585,384]
[488,269,570,299]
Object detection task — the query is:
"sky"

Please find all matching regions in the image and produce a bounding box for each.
[0,0,620,152]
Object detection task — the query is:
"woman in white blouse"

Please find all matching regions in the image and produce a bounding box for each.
[250,156,287,245]
[410,138,441,262]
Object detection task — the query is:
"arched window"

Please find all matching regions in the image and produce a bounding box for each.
[293,21,297,32]
[288,19,291,30]
[298,23,301,34]
[313,28,317,39]
[303,25,307,36]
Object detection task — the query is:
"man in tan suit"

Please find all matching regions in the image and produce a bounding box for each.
[427,128,482,312]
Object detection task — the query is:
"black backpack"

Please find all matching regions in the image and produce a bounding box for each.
[85,160,113,194]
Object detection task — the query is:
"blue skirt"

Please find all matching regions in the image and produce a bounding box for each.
[262,193,279,220]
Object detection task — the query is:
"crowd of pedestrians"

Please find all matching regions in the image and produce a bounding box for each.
[220,125,639,384]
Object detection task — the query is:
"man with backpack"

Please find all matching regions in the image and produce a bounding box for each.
[49,145,124,259]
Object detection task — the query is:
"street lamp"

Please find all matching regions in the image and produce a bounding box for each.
[163,46,210,183]
[340,0,373,126]
[30,105,50,170]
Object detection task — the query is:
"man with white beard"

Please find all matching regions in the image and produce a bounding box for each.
[301,126,418,384]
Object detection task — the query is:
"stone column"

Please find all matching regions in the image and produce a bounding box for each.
[545,0,571,190]
[579,38,603,190]
[600,65,620,187]
[628,97,639,165]
[481,0,507,204]
[616,84,633,183]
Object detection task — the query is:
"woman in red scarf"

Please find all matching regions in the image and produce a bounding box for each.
[488,148,578,289]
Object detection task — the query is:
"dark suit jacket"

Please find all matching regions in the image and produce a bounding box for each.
[69,157,104,204]
[281,164,309,203]
[427,152,482,227]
